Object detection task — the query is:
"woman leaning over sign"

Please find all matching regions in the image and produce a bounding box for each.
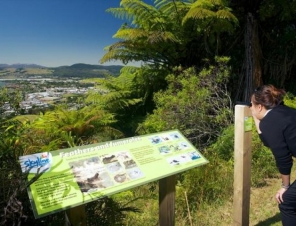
[250,84,296,226]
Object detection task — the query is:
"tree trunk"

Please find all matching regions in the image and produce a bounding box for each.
[243,12,263,102]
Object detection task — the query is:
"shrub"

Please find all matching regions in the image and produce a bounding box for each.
[207,123,277,187]
[138,56,233,150]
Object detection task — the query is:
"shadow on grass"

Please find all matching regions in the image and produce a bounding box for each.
[254,213,281,226]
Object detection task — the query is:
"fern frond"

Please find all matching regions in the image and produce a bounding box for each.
[155,0,190,14]
[120,0,159,27]
[106,8,132,21]
[183,8,216,22]
[114,28,148,40]
[119,66,139,74]
[216,9,238,24]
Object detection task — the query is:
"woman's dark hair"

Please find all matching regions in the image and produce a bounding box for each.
[252,84,286,109]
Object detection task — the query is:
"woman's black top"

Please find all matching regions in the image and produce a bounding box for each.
[259,104,296,175]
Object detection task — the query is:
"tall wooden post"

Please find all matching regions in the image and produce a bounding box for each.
[159,175,176,226]
[233,105,252,226]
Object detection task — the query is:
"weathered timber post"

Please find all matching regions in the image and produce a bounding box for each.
[233,105,252,226]
[159,175,177,226]
[65,204,86,226]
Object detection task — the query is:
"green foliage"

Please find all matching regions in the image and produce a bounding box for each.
[86,65,169,136]
[86,197,141,226]
[24,105,121,151]
[86,73,142,112]
[176,151,233,210]
[209,124,235,161]
[259,0,296,21]
[102,0,238,69]
[0,87,23,116]
[86,71,143,136]
[0,119,30,167]
[119,183,159,225]
[182,0,238,33]
[138,56,233,149]
[209,123,277,187]
[251,125,278,187]
[0,104,123,161]
[283,93,296,109]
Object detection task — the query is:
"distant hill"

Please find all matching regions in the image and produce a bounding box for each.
[52,64,123,78]
[0,63,124,78]
[0,64,45,69]
[68,63,121,70]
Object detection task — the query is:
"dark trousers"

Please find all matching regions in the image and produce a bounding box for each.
[279,180,296,226]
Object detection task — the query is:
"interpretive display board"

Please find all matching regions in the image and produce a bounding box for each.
[19,129,208,218]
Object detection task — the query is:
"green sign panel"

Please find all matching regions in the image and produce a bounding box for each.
[19,130,208,218]
[244,116,253,132]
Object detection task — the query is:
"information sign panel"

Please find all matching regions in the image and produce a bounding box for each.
[19,130,208,218]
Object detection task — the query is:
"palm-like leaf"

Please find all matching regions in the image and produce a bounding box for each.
[86,73,143,113]
[101,0,238,67]
[25,105,120,149]
[183,0,238,26]
[102,0,184,65]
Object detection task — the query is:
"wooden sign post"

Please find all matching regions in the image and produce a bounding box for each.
[233,105,252,226]
[65,205,86,226]
[159,175,176,226]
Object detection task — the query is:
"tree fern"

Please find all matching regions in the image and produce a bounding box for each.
[182,0,238,25]
[101,0,182,65]
[86,73,143,112]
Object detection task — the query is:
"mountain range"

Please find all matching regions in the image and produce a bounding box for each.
[0,63,124,78]
[0,63,46,69]
[0,63,123,70]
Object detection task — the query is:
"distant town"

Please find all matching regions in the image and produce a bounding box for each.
[1,77,95,116]
[0,63,123,116]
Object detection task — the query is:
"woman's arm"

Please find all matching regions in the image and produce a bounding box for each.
[281,174,291,188]
[276,174,291,204]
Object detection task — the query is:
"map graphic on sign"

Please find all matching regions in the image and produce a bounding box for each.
[19,130,209,218]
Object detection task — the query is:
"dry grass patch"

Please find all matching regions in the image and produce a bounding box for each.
[183,170,295,226]
[249,177,282,226]
[199,173,296,226]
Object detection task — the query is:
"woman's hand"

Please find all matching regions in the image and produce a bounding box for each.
[252,115,262,134]
[276,187,288,204]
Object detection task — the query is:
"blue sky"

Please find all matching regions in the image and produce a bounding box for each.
[0,0,145,67]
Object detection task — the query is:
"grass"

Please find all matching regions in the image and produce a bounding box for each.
[250,176,282,226]
[124,166,293,226]
[192,176,283,226]
[14,114,39,122]
[189,173,291,226]
[193,177,282,226]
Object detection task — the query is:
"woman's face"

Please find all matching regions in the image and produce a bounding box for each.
[250,95,263,120]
